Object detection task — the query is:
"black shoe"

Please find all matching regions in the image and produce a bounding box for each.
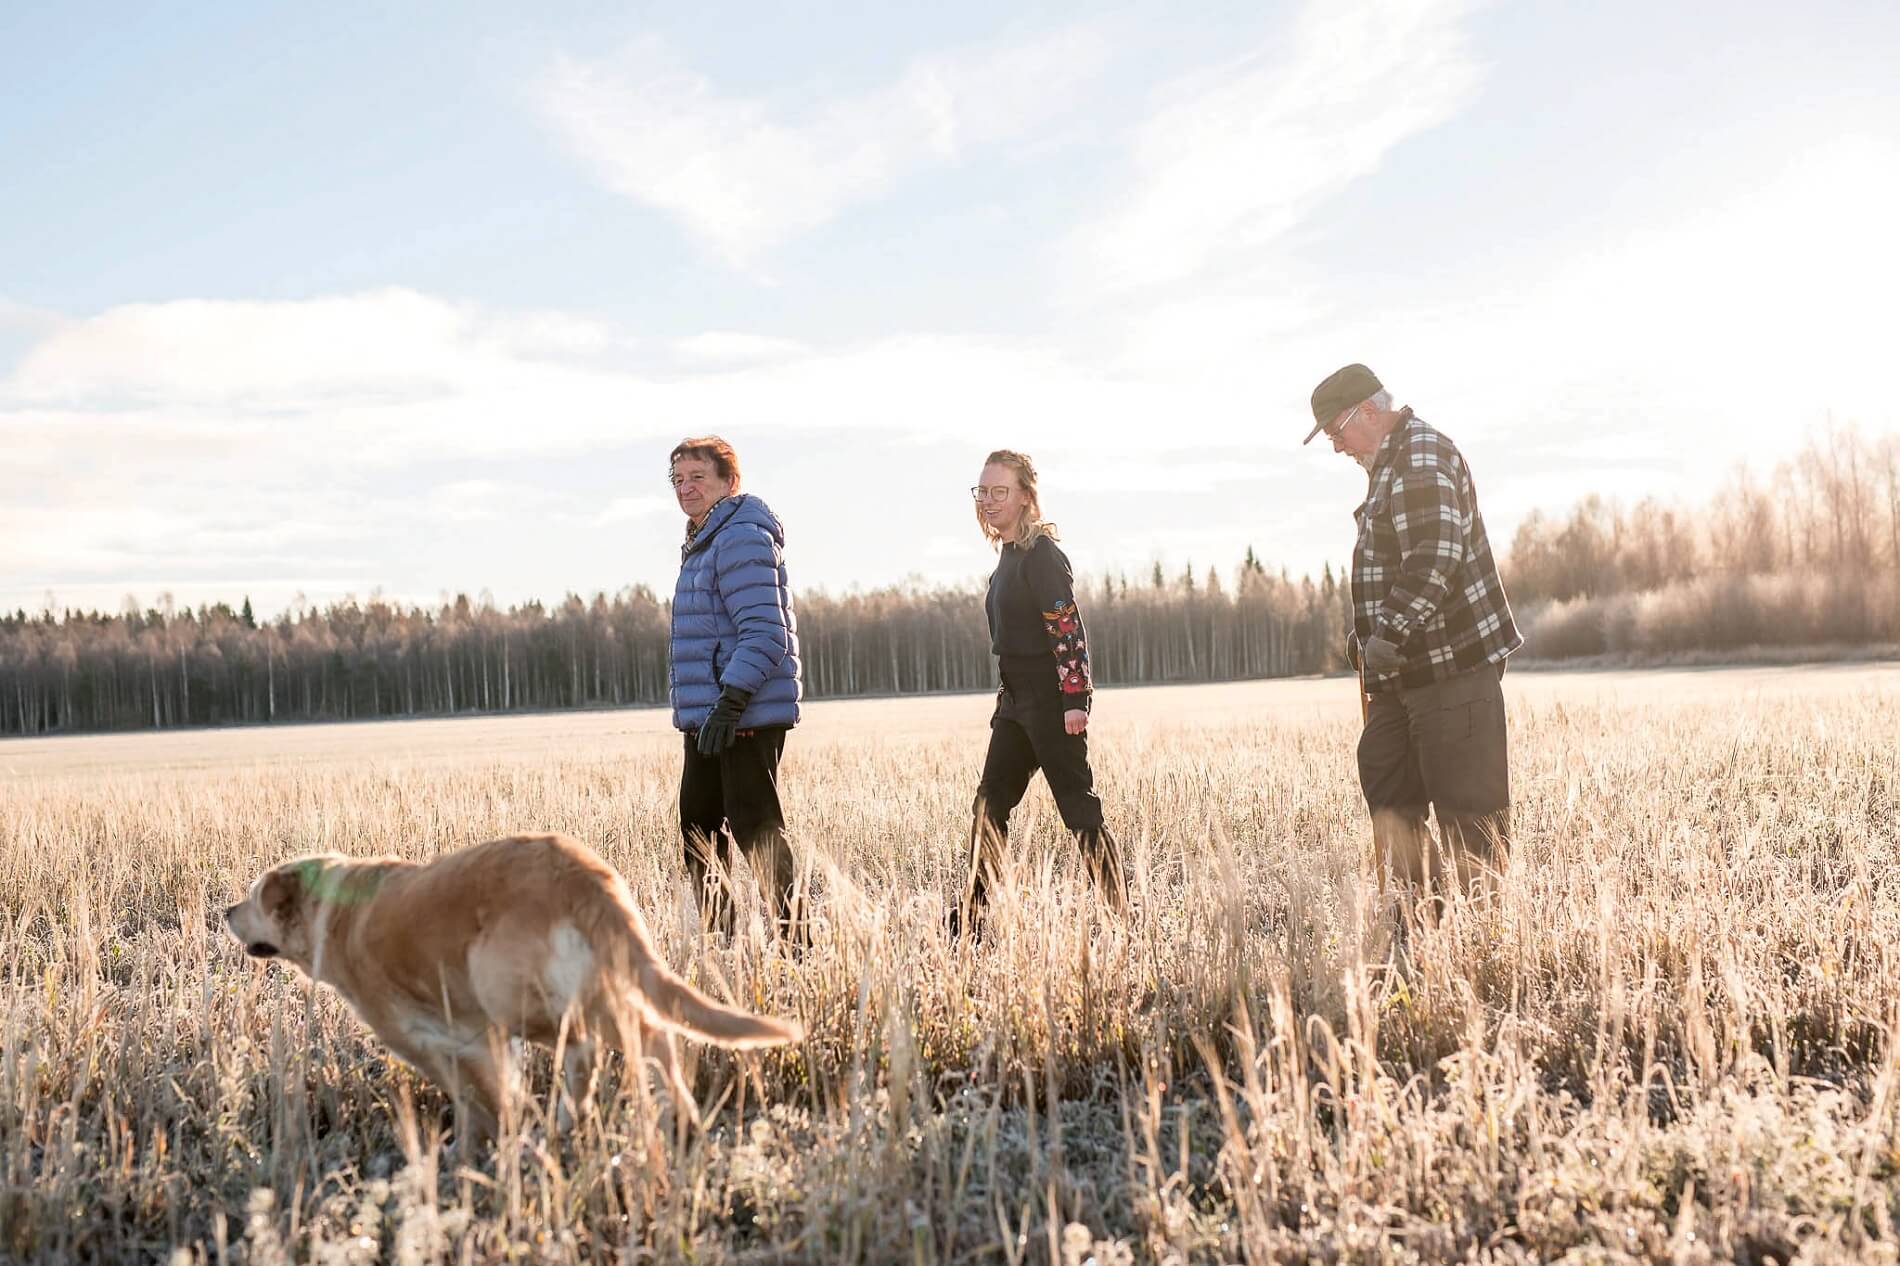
[775,915,812,953]
[945,902,985,943]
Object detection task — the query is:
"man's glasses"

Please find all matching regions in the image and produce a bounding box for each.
[1324,403,1361,440]
[970,485,1015,502]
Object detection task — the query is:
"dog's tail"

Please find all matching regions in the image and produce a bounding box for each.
[579,865,803,1049]
[631,961,803,1049]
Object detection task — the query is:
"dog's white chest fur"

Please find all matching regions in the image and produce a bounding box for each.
[543,922,594,1008]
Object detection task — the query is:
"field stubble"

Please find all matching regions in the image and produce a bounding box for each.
[2,667,1898,1263]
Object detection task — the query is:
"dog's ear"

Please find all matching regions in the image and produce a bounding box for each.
[261,868,304,924]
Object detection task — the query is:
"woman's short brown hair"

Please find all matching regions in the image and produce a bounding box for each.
[668,435,742,491]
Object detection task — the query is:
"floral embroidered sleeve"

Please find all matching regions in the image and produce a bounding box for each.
[1029,541,1093,711]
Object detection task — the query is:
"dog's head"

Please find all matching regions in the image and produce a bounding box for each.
[224,855,348,969]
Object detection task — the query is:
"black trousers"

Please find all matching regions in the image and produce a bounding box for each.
[1357,660,1511,900]
[966,673,1124,915]
[679,726,800,937]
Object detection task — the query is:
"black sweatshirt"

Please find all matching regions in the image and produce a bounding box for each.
[985,535,1093,711]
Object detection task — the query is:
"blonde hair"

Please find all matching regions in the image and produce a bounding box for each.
[976,449,1060,549]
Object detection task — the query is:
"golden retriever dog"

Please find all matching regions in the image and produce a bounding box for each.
[223,832,800,1149]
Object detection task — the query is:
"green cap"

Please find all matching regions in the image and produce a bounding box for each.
[1305,363,1382,444]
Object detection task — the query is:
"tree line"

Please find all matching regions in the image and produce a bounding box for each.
[0,553,1349,736]
[1509,423,1900,658]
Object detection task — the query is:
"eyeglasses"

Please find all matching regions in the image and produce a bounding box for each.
[1323,402,1361,440]
[970,485,1016,502]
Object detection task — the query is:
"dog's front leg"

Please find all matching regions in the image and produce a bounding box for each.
[558,1038,600,1135]
[443,1046,506,1160]
[384,1031,507,1162]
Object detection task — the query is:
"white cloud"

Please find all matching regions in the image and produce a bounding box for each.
[0,497,363,579]
[6,123,1894,616]
[1325,132,1900,478]
[1535,133,1899,427]
[0,284,1280,613]
[0,291,1187,474]
[1073,0,1482,292]
[0,298,67,338]
[426,480,515,523]
[8,289,469,406]
[1061,456,1286,493]
[480,310,623,360]
[594,495,671,527]
[0,290,674,471]
[537,26,1113,267]
[3,289,637,410]
[1113,290,1324,378]
[670,332,809,367]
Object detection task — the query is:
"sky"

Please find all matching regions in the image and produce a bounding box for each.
[3,0,1897,617]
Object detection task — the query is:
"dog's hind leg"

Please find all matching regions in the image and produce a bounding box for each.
[638,1024,699,1128]
[557,1027,599,1135]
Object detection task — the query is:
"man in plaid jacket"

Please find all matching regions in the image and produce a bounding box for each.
[1304,363,1522,907]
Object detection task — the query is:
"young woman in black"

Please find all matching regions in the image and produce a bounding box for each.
[960,448,1127,927]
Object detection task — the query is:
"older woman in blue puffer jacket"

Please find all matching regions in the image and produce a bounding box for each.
[668,435,804,941]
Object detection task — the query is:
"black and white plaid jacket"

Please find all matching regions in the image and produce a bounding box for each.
[1348,410,1522,692]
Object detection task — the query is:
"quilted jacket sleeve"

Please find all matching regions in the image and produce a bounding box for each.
[711,522,793,695]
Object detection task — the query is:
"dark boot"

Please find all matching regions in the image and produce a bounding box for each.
[956,802,1010,937]
[1439,808,1511,899]
[745,826,808,947]
[1077,825,1128,911]
[684,827,735,937]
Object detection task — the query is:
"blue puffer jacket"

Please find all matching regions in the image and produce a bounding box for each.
[670,494,802,732]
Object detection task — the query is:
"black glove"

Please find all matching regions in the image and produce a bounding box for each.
[696,685,753,756]
[1362,636,1404,673]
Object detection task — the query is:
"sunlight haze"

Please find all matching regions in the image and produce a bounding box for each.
[3,0,1894,616]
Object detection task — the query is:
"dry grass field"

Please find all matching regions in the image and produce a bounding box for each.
[4,665,1898,1264]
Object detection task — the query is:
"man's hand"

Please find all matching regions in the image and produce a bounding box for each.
[696,685,753,756]
[1064,709,1088,735]
[1362,636,1404,673]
